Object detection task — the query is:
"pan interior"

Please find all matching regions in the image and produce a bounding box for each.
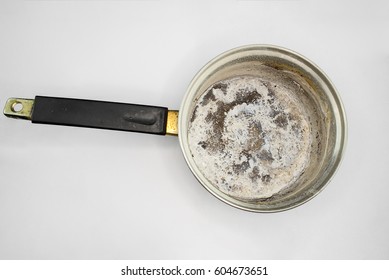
[179,46,346,212]
[188,74,317,201]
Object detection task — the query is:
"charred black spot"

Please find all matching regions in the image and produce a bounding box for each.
[240,149,252,159]
[291,123,303,137]
[269,108,281,118]
[190,105,198,122]
[267,87,276,104]
[233,160,250,174]
[261,174,271,183]
[201,89,216,106]
[212,82,228,94]
[259,150,274,162]
[205,112,213,122]
[274,114,288,128]
[198,141,208,149]
[235,89,261,104]
[249,166,261,182]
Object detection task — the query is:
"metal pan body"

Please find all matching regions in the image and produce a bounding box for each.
[179,45,347,212]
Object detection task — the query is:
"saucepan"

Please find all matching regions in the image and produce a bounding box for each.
[3,45,347,212]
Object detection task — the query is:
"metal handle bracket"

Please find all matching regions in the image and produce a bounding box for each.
[3,98,34,120]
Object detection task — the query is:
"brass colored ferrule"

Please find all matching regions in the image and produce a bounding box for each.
[166,110,178,136]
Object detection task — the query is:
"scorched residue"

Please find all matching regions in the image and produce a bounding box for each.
[188,76,312,200]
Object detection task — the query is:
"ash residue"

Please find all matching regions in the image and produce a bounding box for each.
[188,76,312,200]
[198,85,264,154]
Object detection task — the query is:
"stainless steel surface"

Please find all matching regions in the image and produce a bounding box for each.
[179,45,347,212]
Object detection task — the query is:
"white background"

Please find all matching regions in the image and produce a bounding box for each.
[0,0,388,259]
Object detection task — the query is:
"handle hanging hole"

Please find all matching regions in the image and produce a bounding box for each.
[11,102,23,113]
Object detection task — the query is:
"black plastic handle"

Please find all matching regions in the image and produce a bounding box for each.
[31,96,169,135]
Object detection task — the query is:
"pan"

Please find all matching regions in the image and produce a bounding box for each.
[3,45,347,212]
